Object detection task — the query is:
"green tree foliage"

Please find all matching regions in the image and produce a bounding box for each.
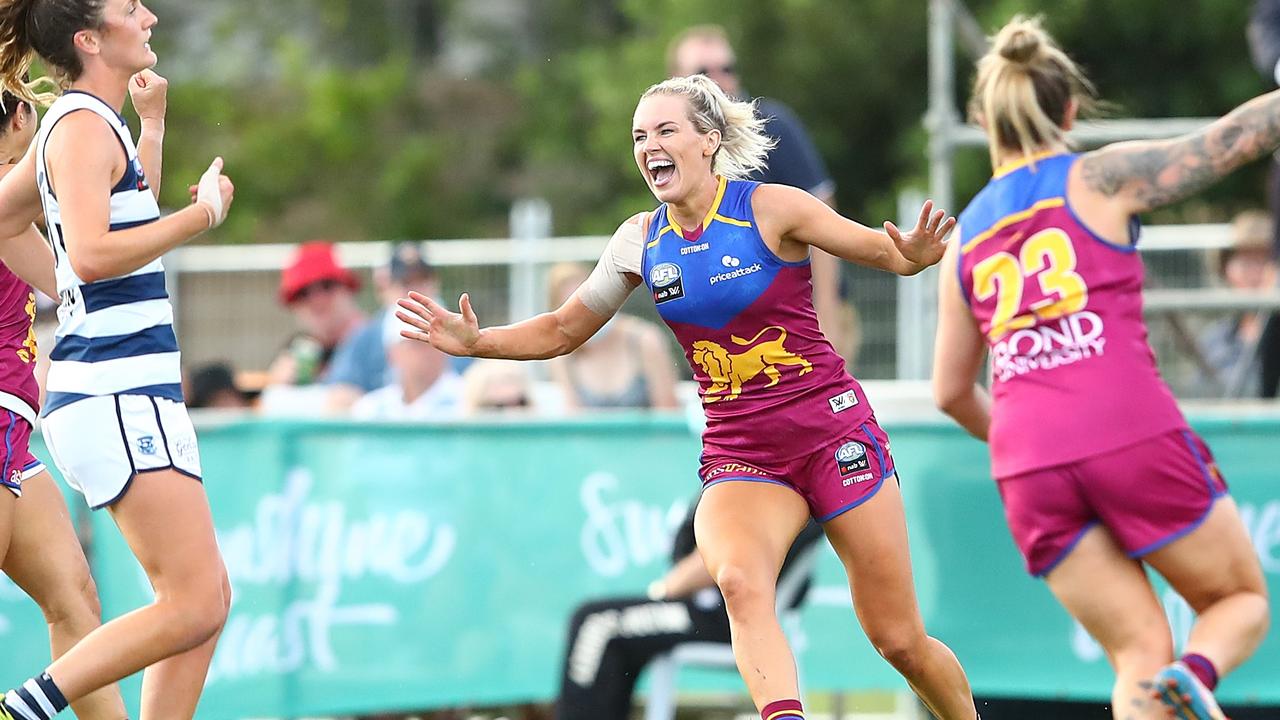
[137,0,1267,243]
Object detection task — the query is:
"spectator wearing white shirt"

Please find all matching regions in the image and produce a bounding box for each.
[351,315,463,421]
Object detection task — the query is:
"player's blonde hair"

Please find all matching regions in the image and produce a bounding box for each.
[640,74,774,181]
[970,15,1096,169]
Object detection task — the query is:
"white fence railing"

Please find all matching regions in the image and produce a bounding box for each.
[161,217,1258,391]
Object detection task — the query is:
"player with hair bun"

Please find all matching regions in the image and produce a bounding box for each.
[935,15,1272,720]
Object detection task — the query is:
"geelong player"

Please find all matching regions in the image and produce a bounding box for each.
[399,74,979,719]
[933,16,1270,720]
[0,78,132,720]
[0,1,235,718]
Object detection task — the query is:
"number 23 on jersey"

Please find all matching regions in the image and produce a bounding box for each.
[972,228,1089,341]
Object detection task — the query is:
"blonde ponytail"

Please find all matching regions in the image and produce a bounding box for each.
[640,74,775,180]
[970,15,1096,169]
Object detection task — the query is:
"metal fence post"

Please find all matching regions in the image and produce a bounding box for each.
[894,0,958,380]
[508,198,552,322]
[895,189,934,380]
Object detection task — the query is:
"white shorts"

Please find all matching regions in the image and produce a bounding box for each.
[42,394,202,509]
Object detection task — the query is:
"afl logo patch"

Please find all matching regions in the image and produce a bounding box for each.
[650,263,681,287]
[650,262,685,304]
[835,441,870,476]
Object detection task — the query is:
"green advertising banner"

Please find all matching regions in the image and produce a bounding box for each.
[0,413,1274,717]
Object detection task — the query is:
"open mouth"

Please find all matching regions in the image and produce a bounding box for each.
[647,158,675,188]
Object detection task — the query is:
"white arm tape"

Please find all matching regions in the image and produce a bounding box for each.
[577,214,645,317]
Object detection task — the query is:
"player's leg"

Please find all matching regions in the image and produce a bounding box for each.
[1092,431,1267,719]
[1144,498,1266,720]
[1045,526,1172,720]
[801,422,975,719]
[823,478,976,720]
[2,469,127,720]
[0,397,227,720]
[0,470,227,720]
[695,478,809,717]
[8,470,229,715]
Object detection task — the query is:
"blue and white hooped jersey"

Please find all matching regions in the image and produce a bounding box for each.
[35,91,180,416]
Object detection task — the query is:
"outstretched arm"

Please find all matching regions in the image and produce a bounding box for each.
[932,238,991,441]
[752,183,955,276]
[397,214,646,360]
[1078,88,1280,214]
[398,291,614,361]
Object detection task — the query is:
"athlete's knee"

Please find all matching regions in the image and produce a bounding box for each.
[1232,591,1270,641]
[865,624,930,676]
[714,563,774,614]
[161,565,231,647]
[36,566,103,633]
[1109,629,1174,675]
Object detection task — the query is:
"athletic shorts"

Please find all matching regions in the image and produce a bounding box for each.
[997,429,1227,578]
[0,410,45,497]
[42,394,202,509]
[699,420,895,522]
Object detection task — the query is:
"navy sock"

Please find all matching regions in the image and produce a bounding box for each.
[4,673,68,720]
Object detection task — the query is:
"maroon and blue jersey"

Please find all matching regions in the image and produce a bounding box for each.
[957,152,1187,477]
[0,262,39,424]
[641,177,871,463]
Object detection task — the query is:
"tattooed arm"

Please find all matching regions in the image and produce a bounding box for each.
[1078,89,1280,215]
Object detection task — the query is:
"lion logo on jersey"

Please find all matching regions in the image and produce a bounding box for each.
[692,326,812,403]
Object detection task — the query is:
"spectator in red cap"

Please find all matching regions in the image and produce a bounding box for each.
[263,242,369,411]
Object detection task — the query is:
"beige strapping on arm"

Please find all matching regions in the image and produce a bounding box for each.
[577,213,645,317]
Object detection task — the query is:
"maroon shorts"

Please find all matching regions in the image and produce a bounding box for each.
[0,410,42,496]
[997,429,1227,577]
[700,420,895,522]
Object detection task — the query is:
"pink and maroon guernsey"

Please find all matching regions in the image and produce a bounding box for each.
[0,262,40,424]
[957,152,1187,478]
[642,177,871,463]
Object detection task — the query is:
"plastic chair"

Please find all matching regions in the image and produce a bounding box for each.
[643,544,821,720]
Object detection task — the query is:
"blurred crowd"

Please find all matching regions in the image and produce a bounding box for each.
[178,239,685,420]
[167,199,1280,423]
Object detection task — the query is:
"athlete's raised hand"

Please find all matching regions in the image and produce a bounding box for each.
[188,157,234,229]
[129,69,168,122]
[397,291,481,357]
[886,200,956,270]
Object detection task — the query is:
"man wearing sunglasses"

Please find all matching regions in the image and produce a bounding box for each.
[667,25,858,369]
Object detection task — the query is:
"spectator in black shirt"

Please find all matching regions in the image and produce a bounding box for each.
[555,498,823,720]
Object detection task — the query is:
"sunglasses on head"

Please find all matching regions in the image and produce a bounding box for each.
[694,64,735,77]
[291,279,343,303]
